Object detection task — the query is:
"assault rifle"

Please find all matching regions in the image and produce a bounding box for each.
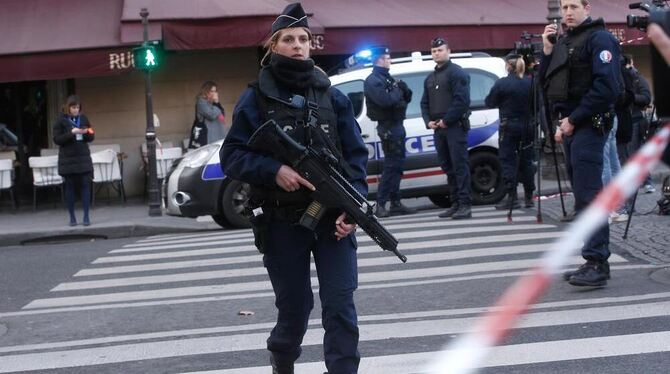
[247,120,406,263]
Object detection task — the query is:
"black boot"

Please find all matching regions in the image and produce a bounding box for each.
[565,260,610,287]
[438,204,459,218]
[375,202,389,218]
[271,356,294,374]
[495,191,520,210]
[452,205,472,219]
[389,200,417,215]
[524,189,534,208]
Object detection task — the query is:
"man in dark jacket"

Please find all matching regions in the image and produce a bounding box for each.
[624,55,654,192]
[540,0,620,287]
[364,46,415,217]
[420,37,472,219]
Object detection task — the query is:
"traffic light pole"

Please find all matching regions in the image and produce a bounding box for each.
[140,8,162,216]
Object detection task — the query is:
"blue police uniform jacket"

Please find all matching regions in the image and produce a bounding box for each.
[364,65,406,121]
[539,17,621,126]
[485,73,531,120]
[220,84,368,198]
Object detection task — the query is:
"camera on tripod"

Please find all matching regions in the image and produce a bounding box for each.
[513,32,544,71]
[627,1,669,30]
[626,0,670,119]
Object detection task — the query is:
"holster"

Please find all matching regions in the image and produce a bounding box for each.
[499,118,509,142]
[591,112,615,135]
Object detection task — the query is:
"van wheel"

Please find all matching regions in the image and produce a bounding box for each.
[469,151,505,205]
[428,194,452,208]
[211,213,231,228]
[220,180,252,229]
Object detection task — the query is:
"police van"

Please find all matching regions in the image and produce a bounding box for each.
[330,51,507,208]
[165,52,507,228]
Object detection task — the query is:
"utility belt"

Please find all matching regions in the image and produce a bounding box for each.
[589,112,615,135]
[246,199,308,254]
[555,110,614,135]
[430,114,471,131]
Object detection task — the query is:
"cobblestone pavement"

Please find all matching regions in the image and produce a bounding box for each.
[537,182,670,265]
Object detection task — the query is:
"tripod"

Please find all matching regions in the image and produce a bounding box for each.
[513,69,568,223]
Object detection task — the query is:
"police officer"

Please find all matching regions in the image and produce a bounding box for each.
[540,0,620,287]
[420,37,472,219]
[485,54,536,210]
[220,3,368,373]
[363,46,415,217]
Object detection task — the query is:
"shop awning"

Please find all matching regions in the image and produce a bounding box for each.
[0,0,650,83]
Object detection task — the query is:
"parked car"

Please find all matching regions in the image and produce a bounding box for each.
[165,52,507,228]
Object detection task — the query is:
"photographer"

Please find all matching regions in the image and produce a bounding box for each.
[647,23,670,167]
[539,0,621,287]
[364,46,416,217]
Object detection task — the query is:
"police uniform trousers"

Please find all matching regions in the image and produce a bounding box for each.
[434,125,472,206]
[563,125,610,262]
[262,216,360,373]
[498,119,536,192]
[377,119,406,204]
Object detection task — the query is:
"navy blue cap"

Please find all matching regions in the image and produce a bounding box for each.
[431,37,447,48]
[272,3,309,34]
[370,45,390,57]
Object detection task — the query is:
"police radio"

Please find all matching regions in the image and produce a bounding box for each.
[547,19,560,44]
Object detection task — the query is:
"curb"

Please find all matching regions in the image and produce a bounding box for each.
[0,224,217,247]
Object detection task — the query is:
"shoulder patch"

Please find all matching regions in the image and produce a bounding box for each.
[599,50,612,63]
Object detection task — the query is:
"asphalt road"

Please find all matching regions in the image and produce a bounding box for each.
[0,206,668,373]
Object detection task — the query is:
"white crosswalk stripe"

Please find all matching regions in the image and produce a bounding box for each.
[2,207,666,373]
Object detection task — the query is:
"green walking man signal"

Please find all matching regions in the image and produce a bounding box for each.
[133,44,159,70]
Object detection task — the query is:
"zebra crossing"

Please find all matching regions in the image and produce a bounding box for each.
[0,206,667,373]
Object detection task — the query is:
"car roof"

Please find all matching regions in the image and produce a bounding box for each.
[329,53,507,84]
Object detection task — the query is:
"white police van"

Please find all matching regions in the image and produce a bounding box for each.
[330,51,507,208]
[165,52,507,228]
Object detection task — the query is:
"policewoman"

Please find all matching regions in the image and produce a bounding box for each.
[420,37,472,219]
[220,3,367,373]
[540,0,620,287]
[363,46,415,217]
[485,54,535,209]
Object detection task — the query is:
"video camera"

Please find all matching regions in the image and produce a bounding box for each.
[513,32,544,71]
[627,0,670,119]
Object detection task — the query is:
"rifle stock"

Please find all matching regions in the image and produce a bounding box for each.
[248,120,406,263]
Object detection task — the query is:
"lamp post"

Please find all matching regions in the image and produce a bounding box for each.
[139,8,162,216]
[547,0,561,23]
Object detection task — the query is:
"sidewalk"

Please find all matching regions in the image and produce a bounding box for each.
[0,198,221,247]
[0,165,667,254]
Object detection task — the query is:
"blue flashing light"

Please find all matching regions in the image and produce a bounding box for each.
[355,49,373,60]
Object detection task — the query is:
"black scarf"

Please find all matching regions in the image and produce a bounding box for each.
[269,53,328,90]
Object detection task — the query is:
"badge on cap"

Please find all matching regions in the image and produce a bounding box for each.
[599,50,612,63]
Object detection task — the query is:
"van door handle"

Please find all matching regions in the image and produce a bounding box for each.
[362,134,370,139]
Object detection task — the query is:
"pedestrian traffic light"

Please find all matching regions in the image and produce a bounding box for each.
[133,44,160,70]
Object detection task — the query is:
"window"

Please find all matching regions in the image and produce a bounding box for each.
[333,80,364,118]
[396,68,499,118]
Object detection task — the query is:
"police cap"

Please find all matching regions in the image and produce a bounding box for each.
[272,2,309,34]
[431,37,448,48]
[370,45,390,58]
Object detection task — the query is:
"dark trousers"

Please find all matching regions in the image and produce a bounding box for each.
[434,125,471,206]
[63,172,91,221]
[377,120,406,204]
[563,126,610,262]
[498,119,535,191]
[263,218,360,374]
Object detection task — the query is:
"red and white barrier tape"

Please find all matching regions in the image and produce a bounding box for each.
[425,123,670,374]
